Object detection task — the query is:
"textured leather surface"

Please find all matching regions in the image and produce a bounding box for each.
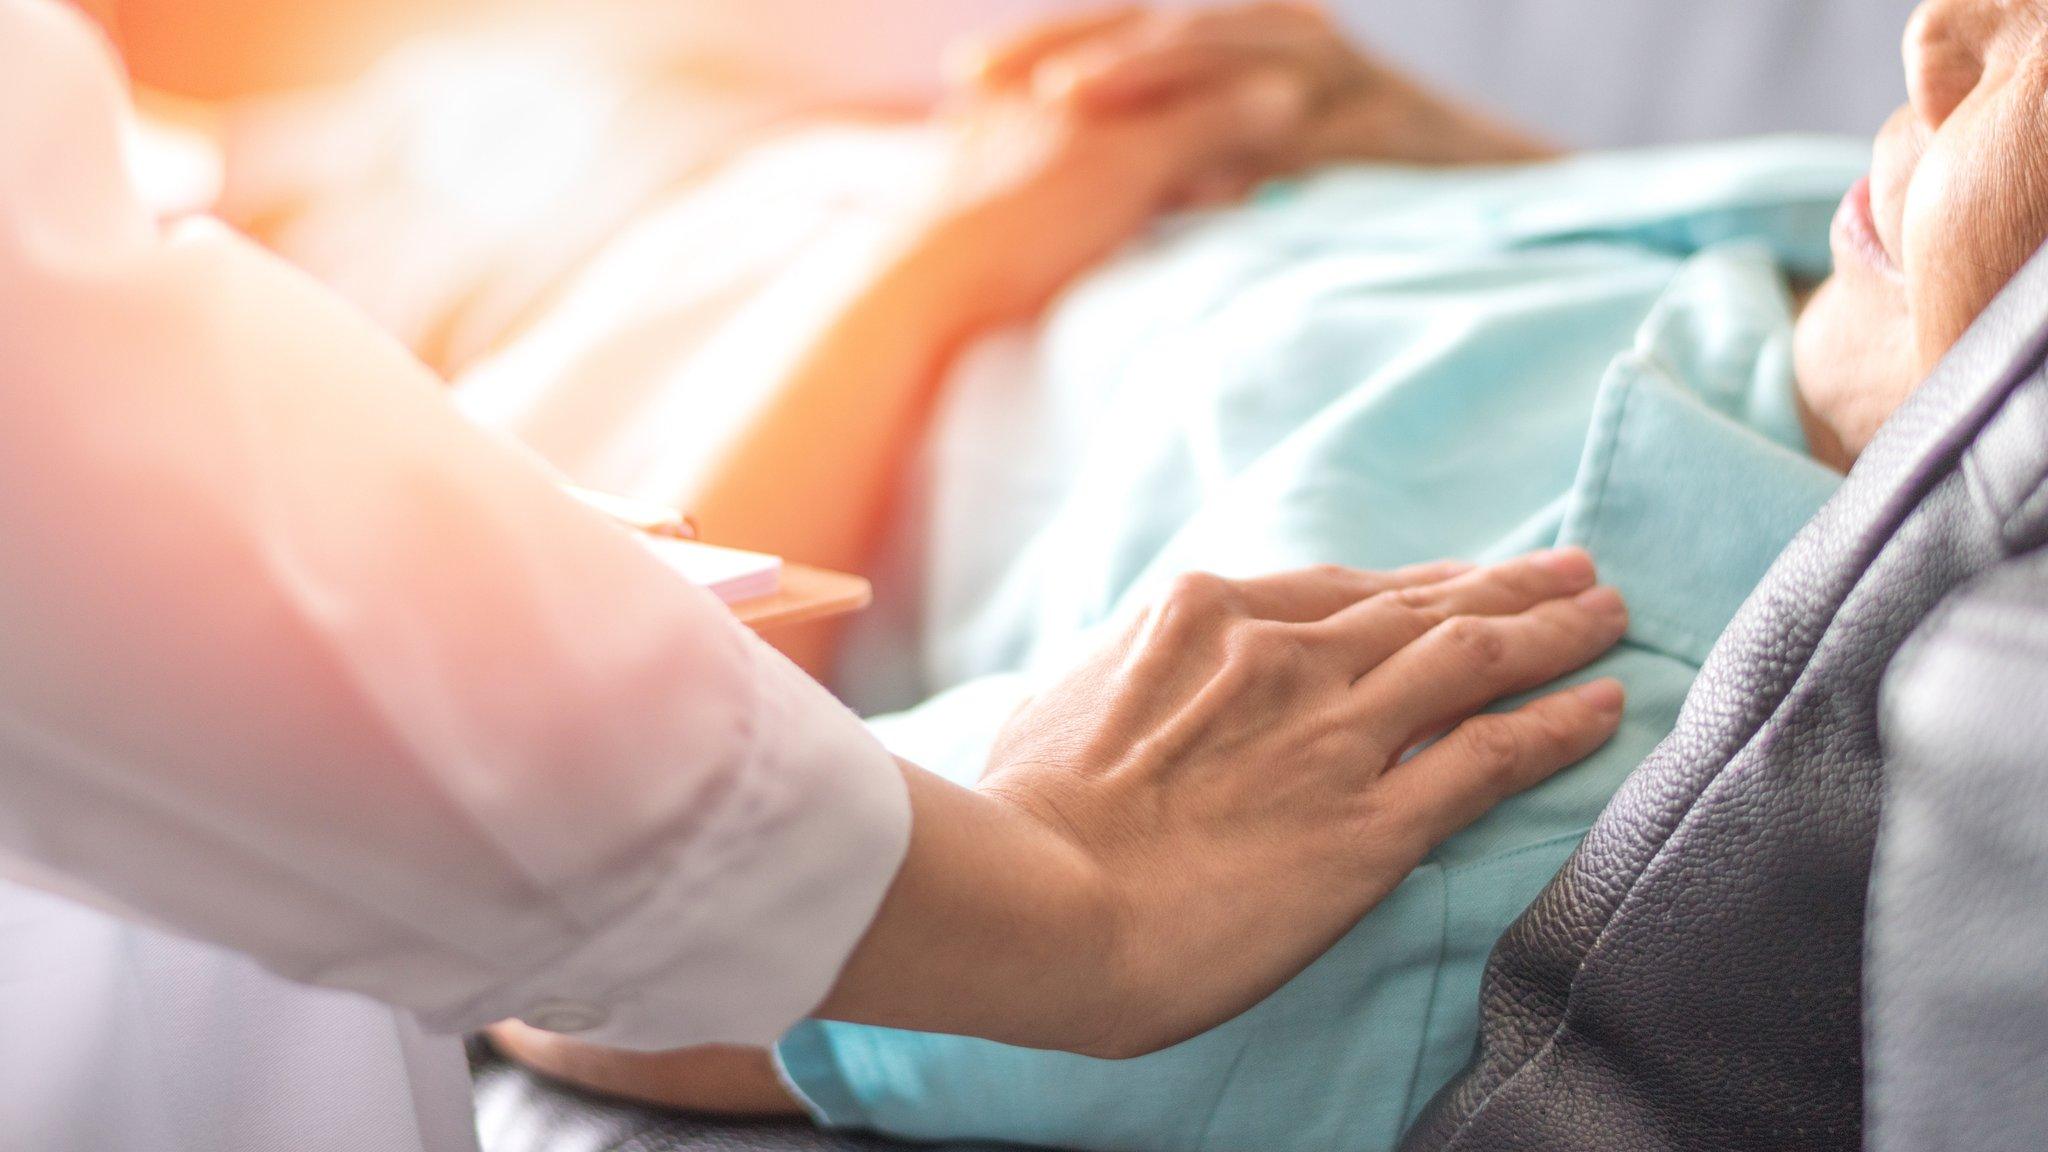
[1401,248,2048,1152]
[1865,548,2048,1152]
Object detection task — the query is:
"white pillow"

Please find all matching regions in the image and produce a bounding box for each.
[1333,0,1918,146]
[625,0,1918,146]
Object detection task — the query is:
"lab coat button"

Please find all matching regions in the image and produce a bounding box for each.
[524,999,609,1034]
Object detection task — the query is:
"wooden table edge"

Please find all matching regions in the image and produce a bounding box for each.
[732,564,873,630]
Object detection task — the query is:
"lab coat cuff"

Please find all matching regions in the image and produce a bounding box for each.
[672,633,912,1045]
[488,631,910,1051]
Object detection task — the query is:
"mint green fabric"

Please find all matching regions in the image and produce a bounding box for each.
[778,139,1863,1152]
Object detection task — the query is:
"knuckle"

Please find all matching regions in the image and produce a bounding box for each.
[1141,574,1233,651]
[1535,709,1585,757]
[1457,717,1529,780]
[1166,570,1234,611]
[1165,572,1210,603]
[1391,584,1448,621]
[1434,615,1508,669]
[1308,562,1357,584]
[1391,584,1435,608]
[1308,563,1380,600]
[1521,704,1581,757]
[1476,559,1552,602]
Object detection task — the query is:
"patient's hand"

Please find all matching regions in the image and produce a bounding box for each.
[955,3,1558,206]
[905,57,1309,329]
[487,1023,802,1117]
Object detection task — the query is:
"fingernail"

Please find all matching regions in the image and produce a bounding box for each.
[1574,585,1626,617]
[1574,678,1626,715]
[1531,546,1595,581]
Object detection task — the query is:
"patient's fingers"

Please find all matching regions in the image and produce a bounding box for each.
[1172,164,1261,209]
[1378,679,1626,854]
[1051,6,1347,110]
[1355,586,1629,751]
[1304,548,1601,668]
[955,7,1147,90]
[1229,559,1474,623]
[1073,68,1310,216]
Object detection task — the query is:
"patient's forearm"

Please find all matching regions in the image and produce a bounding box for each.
[682,232,981,674]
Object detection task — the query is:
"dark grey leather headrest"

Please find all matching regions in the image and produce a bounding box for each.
[1404,243,2048,1152]
[1866,547,2048,1152]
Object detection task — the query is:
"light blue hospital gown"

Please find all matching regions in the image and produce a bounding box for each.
[781,139,1867,1152]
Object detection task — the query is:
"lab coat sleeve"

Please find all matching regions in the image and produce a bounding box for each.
[0,0,910,1050]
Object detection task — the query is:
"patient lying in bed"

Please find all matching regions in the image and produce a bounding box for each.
[775,141,1855,1152]
[480,2,2048,1149]
[496,140,1827,1148]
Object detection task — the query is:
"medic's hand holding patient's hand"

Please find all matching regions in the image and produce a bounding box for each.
[818,551,1626,1059]
[0,0,1625,1076]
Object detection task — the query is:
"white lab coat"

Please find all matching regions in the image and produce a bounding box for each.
[0,883,483,1151]
[0,1,912,1148]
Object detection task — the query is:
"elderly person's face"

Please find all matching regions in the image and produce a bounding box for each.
[1797,0,2048,469]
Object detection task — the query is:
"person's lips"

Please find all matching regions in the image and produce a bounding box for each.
[1834,175,1904,283]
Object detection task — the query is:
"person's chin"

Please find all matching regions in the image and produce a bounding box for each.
[1792,278,1915,472]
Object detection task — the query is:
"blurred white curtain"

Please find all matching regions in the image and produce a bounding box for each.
[613,0,1920,146]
